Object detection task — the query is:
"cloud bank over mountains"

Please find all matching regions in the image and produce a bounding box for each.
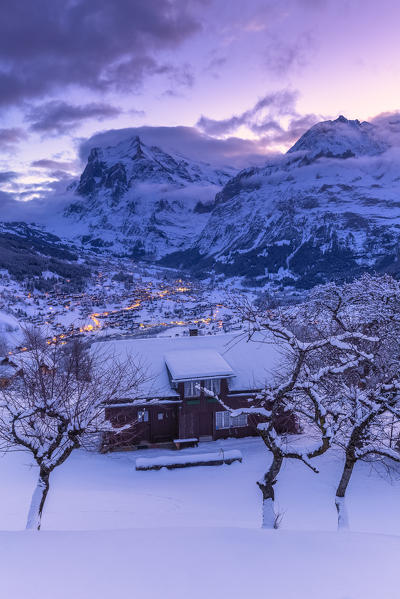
[3,110,400,228]
[78,125,275,168]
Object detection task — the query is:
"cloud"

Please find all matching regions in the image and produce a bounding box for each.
[25,101,123,135]
[0,0,202,108]
[270,113,322,145]
[369,111,400,147]
[0,169,80,227]
[47,170,75,181]
[197,90,299,136]
[264,31,315,76]
[196,90,321,148]
[0,127,28,152]
[0,188,74,224]
[31,158,78,172]
[0,171,20,184]
[203,55,228,78]
[78,125,275,168]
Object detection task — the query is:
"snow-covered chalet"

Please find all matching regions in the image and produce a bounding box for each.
[103,332,286,450]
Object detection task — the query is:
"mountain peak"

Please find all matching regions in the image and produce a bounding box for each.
[67,134,236,257]
[127,134,143,148]
[334,115,359,126]
[127,135,145,159]
[287,115,388,160]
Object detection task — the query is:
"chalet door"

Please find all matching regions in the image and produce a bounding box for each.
[179,411,198,439]
[199,411,213,437]
[136,409,151,443]
[137,422,151,443]
[152,409,177,442]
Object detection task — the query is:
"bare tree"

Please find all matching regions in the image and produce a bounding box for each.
[226,275,400,529]
[210,297,375,528]
[0,334,146,530]
[291,274,400,529]
[334,384,400,529]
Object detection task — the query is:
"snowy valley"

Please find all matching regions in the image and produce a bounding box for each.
[4,3,400,598]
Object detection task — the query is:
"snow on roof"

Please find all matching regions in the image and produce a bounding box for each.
[95,332,282,399]
[164,349,234,381]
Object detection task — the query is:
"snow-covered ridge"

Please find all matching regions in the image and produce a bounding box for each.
[77,135,233,190]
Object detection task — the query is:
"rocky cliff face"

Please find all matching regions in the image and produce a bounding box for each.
[65,135,235,257]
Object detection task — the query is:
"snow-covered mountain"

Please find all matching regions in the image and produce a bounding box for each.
[162,116,400,288]
[65,135,236,257]
[62,116,400,289]
[287,115,389,159]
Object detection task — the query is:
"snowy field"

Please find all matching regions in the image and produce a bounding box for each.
[1,437,400,598]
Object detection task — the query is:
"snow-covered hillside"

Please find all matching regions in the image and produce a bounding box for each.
[0,438,399,598]
[65,135,236,257]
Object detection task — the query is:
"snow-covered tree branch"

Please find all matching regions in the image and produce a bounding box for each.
[229,274,400,529]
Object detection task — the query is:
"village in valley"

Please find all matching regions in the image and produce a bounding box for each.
[0,255,243,352]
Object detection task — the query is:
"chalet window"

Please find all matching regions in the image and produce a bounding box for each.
[184,380,200,397]
[137,409,149,423]
[204,378,220,396]
[215,411,248,430]
[215,411,230,430]
[231,413,248,428]
[157,412,164,420]
[115,413,127,425]
[184,379,221,397]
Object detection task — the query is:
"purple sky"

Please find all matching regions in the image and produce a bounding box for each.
[1,0,400,206]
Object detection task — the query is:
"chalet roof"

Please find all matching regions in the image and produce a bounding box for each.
[164,349,234,382]
[97,332,282,399]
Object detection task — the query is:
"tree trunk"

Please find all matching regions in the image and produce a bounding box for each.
[335,456,356,531]
[26,467,50,531]
[257,453,283,529]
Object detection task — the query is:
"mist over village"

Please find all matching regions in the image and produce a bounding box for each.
[0,2,400,598]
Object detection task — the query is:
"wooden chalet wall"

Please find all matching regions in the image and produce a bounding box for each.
[103,378,265,451]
